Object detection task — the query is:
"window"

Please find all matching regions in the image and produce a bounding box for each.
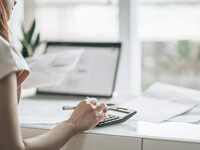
[24,0,119,42]
[139,0,200,91]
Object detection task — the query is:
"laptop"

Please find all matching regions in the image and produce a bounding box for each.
[37,42,121,100]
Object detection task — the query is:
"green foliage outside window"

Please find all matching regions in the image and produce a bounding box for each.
[142,40,200,91]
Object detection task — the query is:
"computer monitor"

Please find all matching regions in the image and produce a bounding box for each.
[37,42,121,98]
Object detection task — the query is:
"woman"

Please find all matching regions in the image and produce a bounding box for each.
[0,0,108,149]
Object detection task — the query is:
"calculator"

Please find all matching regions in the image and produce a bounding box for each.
[96,107,137,127]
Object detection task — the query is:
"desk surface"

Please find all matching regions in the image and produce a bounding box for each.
[20,94,200,144]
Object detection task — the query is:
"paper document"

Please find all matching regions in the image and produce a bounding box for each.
[169,103,200,123]
[23,49,83,89]
[18,98,79,125]
[19,116,65,125]
[120,83,199,123]
[147,83,200,123]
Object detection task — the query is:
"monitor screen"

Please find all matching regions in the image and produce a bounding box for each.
[37,43,120,97]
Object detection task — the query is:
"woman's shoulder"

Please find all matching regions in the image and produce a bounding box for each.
[0,35,25,62]
[0,36,15,63]
[0,35,12,52]
[0,35,30,85]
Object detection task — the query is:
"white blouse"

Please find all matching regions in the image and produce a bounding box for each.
[0,36,30,87]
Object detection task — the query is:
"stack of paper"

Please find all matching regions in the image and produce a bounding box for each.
[120,83,200,123]
[23,49,83,89]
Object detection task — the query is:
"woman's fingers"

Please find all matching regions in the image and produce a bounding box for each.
[95,103,108,113]
[86,99,108,122]
[68,98,109,132]
[81,100,95,111]
[81,98,108,114]
[86,97,98,106]
[98,112,107,120]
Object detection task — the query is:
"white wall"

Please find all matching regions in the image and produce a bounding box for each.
[8,0,24,50]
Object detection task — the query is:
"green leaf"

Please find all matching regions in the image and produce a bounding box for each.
[21,40,33,57]
[21,24,28,40]
[26,44,33,57]
[20,20,46,57]
[27,20,36,43]
[32,33,40,52]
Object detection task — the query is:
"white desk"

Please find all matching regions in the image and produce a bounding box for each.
[20,94,200,150]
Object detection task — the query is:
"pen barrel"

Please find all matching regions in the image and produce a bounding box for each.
[62,106,76,110]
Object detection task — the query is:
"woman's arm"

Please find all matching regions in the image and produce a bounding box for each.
[0,72,107,150]
[23,120,78,150]
[23,99,107,150]
[17,85,21,104]
[0,72,25,150]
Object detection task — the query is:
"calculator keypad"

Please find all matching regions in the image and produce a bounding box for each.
[95,107,137,127]
[96,114,121,127]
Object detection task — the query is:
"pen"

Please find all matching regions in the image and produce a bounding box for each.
[62,106,76,110]
[62,103,115,110]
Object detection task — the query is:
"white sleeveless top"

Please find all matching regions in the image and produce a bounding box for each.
[0,36,30,87]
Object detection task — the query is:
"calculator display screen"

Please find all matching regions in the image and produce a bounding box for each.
[108,110,127,117]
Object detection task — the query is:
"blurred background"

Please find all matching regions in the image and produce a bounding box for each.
[9,0,200,94]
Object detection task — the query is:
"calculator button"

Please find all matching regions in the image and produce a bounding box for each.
[106,120,113,123]
[104,120,110,123]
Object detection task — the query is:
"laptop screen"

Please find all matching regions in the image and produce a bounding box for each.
[37,42,121,98]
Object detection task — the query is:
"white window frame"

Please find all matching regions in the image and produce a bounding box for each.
[117,0,141,95]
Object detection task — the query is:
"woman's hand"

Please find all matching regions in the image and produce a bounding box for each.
[67,98,108,133]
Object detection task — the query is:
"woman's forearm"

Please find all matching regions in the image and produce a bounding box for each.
[0,73,107,150]
[23,121,79,150]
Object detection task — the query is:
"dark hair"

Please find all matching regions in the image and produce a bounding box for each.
[0,0,9,42]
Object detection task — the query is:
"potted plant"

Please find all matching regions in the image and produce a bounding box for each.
[21,20,44,58]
